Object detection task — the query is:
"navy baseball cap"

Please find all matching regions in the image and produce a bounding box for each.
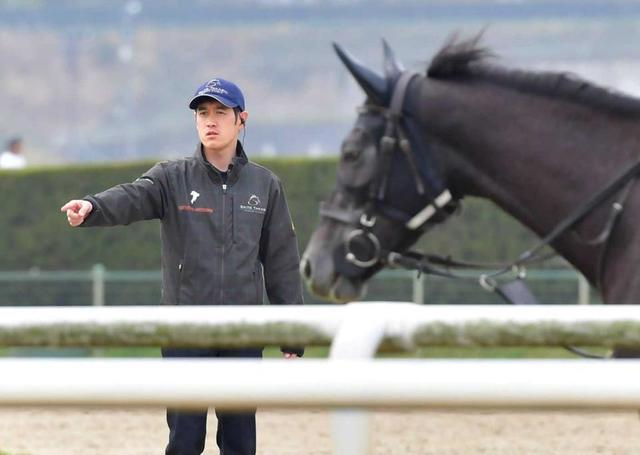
[188,78,246,111]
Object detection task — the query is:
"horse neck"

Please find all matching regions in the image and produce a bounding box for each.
[418,79,639,282]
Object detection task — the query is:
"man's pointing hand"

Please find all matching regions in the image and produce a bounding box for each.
[60,200,93,227]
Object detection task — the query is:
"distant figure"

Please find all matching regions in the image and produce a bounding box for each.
[0,137,26,169]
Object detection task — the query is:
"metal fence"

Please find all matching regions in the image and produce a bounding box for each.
[0,265,595,307]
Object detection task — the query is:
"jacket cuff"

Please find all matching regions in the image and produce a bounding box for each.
[79,196,99,227]
[280,346,305,357]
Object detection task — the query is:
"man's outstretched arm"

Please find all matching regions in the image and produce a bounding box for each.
[60,163,167,227]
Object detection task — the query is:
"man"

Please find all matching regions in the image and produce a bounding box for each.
[61,78,304,455]
[0,137,26,169]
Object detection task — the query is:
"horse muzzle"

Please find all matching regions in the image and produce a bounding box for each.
[300,245,368,303]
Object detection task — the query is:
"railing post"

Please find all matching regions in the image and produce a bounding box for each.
[329,304,386,455]
[412,272,424,305]
[92,264,105,307]
[577,273,590,305]
[91,264,106,357]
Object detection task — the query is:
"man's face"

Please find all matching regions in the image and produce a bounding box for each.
[195,100,246,154]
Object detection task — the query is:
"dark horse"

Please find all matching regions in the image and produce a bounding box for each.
[301,35,640,312]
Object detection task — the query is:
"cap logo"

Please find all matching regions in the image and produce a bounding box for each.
[199,79,228,96]
[190,77,245,111]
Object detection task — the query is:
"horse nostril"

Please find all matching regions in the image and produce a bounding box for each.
[301,257,312,279]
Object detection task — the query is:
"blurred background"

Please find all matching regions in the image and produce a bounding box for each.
[3,0,640,164]
[1,0,639,308]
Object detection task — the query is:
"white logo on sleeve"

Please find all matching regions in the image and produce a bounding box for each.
[190,191,200,204]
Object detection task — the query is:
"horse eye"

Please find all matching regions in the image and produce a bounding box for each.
[341,129,369,161]
[342,147,361,161]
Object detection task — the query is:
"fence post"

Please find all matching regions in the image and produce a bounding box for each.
[412,272,424,305]
[329,304,386,455]
[577,273,590,305]
[92,264,105,308]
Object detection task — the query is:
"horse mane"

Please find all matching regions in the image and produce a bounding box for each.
[427,34,640,117]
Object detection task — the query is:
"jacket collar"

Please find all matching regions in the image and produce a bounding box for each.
[195,142,248,185]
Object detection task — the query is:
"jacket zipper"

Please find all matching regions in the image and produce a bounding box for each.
[177,262,183,305]
[221,183,226,305]
[230,193,235,244]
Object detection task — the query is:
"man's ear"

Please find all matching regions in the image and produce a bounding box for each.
[240,111,248,126]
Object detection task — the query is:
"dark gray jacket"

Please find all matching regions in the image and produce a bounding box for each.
[82,143,304,312]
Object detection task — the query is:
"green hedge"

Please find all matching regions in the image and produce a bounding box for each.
[0,157,543,271]
[0,158,337,270]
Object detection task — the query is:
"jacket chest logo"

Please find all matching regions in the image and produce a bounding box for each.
[177,189,213,213]
[240,194,266,214]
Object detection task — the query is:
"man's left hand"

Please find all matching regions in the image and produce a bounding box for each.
[283,352,299,359]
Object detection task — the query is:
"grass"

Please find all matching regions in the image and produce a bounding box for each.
[0,346,609,359]
[386,346,609,359]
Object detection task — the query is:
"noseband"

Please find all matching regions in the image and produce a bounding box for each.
[320,71,458,271]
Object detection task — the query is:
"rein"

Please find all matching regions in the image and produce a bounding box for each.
[389,151,640,290]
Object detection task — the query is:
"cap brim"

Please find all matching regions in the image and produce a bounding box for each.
[188,94,239,110]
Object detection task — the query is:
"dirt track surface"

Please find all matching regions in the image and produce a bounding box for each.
[0,408,639,454]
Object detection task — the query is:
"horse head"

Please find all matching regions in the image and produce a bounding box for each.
[300,40,459,303]
[303,34,640,305]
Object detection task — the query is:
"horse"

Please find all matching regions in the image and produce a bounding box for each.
[300,35,640,321]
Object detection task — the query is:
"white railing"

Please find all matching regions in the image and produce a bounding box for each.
[0,303,638,454]
[0,303,635,348]
[2,358,640,409]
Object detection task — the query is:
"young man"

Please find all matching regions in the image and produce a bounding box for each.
[61,78,304,455]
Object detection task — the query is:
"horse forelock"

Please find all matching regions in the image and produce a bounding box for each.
[427,34,640,118]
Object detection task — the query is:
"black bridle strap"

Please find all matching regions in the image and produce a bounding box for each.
[376,71,454,231]
[391,153,640,281]
[396,124,426,196]
[389,72,427,197]
[322,70,460,272]
[375,71,426,201]
[511,155,640,269]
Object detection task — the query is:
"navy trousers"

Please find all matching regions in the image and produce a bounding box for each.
[161,347,263,455]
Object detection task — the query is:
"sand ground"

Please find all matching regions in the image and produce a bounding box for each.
[0,408,639,454]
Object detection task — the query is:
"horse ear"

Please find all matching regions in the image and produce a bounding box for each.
[333,42,387,105]
[382,38,404,79]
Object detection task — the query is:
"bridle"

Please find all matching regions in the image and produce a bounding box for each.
[319,71,458,271]
[318,69,640,293]
[318,69,640,359]
[317,40,640,360]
